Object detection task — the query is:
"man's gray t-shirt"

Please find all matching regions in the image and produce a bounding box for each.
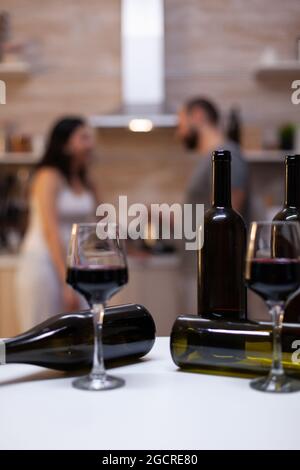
[185,141,248,217]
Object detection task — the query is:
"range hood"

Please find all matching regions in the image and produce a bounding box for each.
[90,0,177,130]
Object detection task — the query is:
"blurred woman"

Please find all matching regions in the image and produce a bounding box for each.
[16,117,97,331]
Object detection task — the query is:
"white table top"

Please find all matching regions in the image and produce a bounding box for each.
[1,337,299,450]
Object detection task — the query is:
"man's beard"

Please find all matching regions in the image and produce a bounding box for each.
[182,129,199,151]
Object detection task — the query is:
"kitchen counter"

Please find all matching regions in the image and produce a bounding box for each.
[0,251,180,269]
[0,252,181,337]
[1,337,299,450]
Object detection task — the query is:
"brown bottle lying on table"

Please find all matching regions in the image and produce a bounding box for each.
[0,304,156,371]
[170,315,300,378]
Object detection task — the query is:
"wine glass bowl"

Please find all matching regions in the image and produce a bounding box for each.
[67,222,128,391]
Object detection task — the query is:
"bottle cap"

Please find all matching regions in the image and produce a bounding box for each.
[212,150,231,162]
[286,154,300,164]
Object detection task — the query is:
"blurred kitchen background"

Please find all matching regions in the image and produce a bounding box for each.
[0,0,300,337]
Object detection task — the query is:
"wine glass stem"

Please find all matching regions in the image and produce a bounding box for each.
[90,302,106,382]
[268,302,285,378]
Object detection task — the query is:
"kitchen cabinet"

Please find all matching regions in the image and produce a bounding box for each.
[112,255,181,336]
[0,255,19,337]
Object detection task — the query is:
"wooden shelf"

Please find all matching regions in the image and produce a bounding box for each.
[255,60,300,79]
[0,152,40,164]
[0,61,31,79]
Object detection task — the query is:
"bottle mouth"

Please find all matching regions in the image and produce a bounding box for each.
[212,150,231,162]
[285,154,300,164]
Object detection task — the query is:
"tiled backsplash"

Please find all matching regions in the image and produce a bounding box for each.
[93,129,197,206]
[2,0,300,134]
[93,129,286,218]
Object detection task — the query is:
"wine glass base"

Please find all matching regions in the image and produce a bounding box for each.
[250,374,300,393]
[72,374,125,391]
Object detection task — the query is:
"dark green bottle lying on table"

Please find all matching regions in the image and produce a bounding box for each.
[1,304,156,371]
[170,315,300,378]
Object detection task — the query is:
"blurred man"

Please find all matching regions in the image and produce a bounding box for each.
[177,97,249,314]
[178,97,248,215]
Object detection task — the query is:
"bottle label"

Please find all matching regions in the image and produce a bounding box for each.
[0,339,5,365]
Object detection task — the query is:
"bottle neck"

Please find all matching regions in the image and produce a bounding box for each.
[212,159,231,207]
[285,162,300,208]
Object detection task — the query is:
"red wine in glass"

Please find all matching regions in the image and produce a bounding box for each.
[67,265,128,304]
[245,220,300,393]
[246,258,300,303]
[67,222,128,391]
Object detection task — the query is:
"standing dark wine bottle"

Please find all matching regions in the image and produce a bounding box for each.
[273,154,300,322]
[0,304,156,371]
[198,150,247,320]
[170,315,300,378]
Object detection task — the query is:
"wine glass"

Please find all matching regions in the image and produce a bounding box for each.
[66,222,128,391]
[245,221,300,393]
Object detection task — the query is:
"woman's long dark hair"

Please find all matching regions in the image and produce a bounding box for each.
[37,116,88,185]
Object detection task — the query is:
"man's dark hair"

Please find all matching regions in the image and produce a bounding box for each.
[185,97,220,126]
